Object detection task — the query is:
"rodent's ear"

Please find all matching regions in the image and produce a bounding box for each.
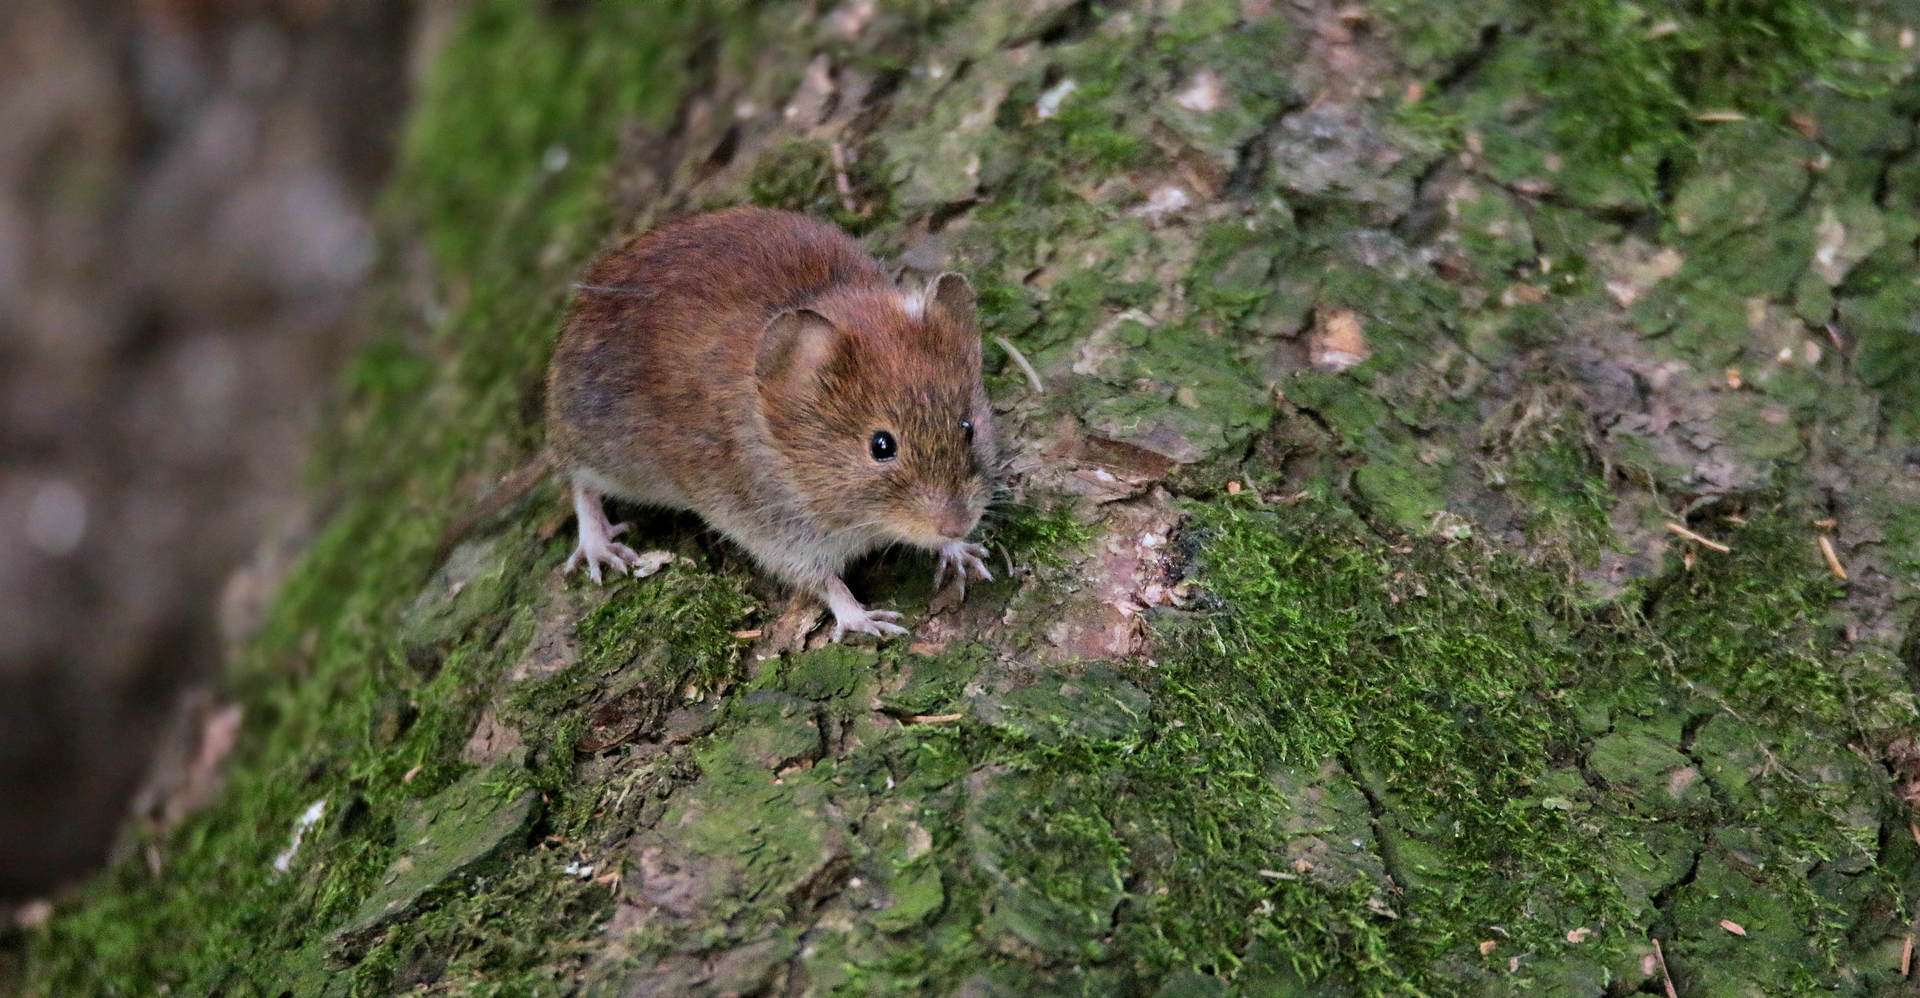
[756,308,841,393]
[926,272,977,326]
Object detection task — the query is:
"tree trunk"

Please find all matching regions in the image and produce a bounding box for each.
[12,0,1920,995]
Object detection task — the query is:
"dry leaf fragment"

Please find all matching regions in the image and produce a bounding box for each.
[1309,307,1370,371]
[1566,926,1593,943]
[1478,939,1496,955]
[1500,283,1547,306]
[1720,919,1747,936]
[1725,367,1742,389]
[1600,244,1684,307]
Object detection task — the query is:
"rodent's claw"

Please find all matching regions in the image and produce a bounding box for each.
[565,538,643,585]
[830,607,907,643]
[934,540,994,599]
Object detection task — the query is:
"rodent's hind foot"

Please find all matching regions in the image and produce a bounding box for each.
[823,575,907,643]
[564,531,645,584]
[932,540,993,599]
[566,482,642,584]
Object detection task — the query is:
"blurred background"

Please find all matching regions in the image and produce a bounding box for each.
[0,0,419,901]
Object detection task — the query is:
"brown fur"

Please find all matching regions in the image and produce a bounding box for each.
[544,206,994,595]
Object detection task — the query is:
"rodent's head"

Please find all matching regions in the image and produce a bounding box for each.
[755,273,995,550]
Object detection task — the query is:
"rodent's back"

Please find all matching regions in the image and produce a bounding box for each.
[545,207,888,492]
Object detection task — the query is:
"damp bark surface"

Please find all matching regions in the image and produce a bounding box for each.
[9,1,1920,996]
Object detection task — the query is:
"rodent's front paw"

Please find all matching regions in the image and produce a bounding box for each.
[830,607,907,643]
[932,541,994,599]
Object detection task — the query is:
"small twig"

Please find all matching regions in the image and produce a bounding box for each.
[994,336,1045,394]
[1902,932,1913,977]
[1666,522,1730,553]
[1653,938,1678,998]
[905,713,964,724]
[994,542,1014,579]
[731,629,763,640]
[1818,536,1848,580]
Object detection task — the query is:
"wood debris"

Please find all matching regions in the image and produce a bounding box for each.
[1666,522,1731,553]
[1653,938,1678,998]
[1818,535,1848,580]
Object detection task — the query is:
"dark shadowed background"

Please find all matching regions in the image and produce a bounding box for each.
[0,0,415,900]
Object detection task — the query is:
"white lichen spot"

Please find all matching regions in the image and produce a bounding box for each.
[822,0,876,40]
[1597,242,1683,308]
[1665,765,1700,799]
[1172,68,1223,113]
[1034,78,1078,120]
[273,799,327,873]
[1130,186,1190,226]
[1812,206,1849,285]
[904,821,933,861]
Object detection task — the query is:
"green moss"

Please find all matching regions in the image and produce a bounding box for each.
[748,138,894,234]
[981,496,1099,569]
[1388,0,1882,197]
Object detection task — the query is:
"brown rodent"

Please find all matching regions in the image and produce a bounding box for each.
[460,206,996,641]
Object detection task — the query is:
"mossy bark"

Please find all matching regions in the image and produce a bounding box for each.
[11,1,1920,996]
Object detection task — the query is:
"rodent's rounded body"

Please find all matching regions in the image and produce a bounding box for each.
[545,207,994,635]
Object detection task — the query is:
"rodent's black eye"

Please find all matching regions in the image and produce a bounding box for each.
[960,419,975,445]
[869,430,898,462]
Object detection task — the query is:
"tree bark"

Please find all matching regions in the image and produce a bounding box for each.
[11,1,1920,996]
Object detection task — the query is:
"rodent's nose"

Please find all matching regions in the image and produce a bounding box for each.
[934,509,972,539]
